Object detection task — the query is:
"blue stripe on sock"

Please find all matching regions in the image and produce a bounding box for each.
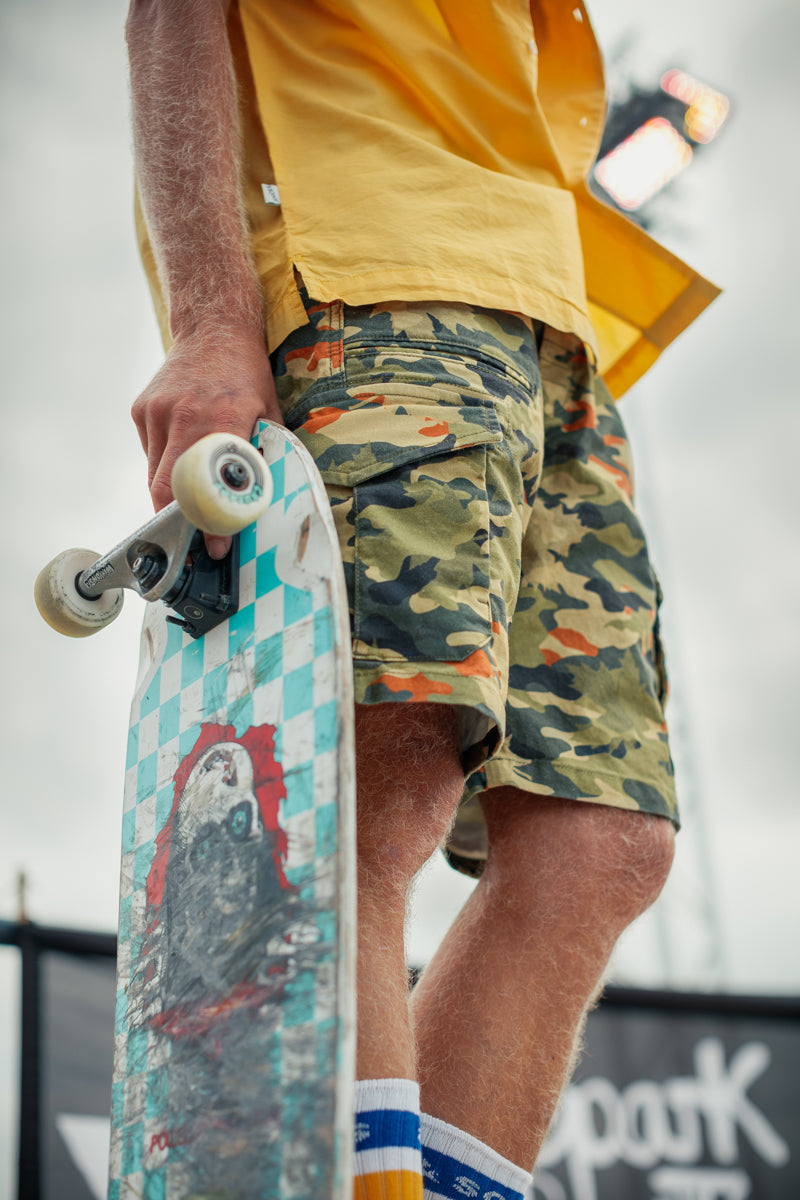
[421,1145,523,1200]
[355,1108,421,1152]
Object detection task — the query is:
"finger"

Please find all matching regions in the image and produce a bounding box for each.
[205,534,232,561]
[150,474,175,514]
[130,396,150,456]
[149,429,181,512]
[143,417,169,507]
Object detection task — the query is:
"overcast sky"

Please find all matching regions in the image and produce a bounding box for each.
[1,1,799,1194]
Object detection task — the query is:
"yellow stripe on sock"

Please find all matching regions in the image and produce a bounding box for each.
[353,1168,424,1200]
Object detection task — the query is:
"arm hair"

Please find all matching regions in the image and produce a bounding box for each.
[126,0,263,339]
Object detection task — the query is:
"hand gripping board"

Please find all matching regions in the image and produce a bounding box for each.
[109,421,356,1199]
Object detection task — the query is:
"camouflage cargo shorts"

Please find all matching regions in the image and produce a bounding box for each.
[271,291,677,877]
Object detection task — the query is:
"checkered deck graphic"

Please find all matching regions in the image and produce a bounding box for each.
[109,424,355,1199]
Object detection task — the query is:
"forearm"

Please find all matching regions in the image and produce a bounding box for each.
[126,0,262,340]
[126,0,281,530]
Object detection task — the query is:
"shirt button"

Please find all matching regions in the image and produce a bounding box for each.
[573,6,583,20]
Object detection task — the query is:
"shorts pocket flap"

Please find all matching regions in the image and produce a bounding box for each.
[294,398,502,486]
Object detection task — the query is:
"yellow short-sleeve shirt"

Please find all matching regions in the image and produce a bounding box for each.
[137,0,719,397]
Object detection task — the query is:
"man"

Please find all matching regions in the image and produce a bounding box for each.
[125,2,718,1196]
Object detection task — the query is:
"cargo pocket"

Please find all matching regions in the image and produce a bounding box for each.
[292,395,503,665]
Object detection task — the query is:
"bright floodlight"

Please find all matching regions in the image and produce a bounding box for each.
[661,68,730,144]
[594,117,693,211]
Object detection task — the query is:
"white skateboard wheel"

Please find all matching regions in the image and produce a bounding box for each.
[171,433,272,536]
[35,548,124,637]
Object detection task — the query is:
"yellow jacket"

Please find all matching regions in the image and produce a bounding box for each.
[138,0,719,397]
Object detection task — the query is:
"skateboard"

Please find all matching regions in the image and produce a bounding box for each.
[36,422,356,1199]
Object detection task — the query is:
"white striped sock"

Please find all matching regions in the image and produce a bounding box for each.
[420,1114,531,1200]
[354,1079,423,1197]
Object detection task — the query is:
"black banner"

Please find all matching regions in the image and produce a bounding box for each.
[41,950,115,1200]
[2,923,116,1200]
[3,923,798,1199]
[534,995,799,1199]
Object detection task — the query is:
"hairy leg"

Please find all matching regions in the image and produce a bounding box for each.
[354,701,464,1081]
[410,788,675,1166]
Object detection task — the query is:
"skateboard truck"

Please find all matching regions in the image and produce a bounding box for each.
[73,505,240,639]
[142,537,239,640]
[35,434,272,639]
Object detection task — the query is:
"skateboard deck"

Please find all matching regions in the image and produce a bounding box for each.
[107,421,356,1199]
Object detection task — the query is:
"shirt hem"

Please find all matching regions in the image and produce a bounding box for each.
[265,262,599,363]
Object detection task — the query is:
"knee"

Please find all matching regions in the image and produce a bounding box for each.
[591,806,675,922]
[355,702,464,899]
[483,791,675,928]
